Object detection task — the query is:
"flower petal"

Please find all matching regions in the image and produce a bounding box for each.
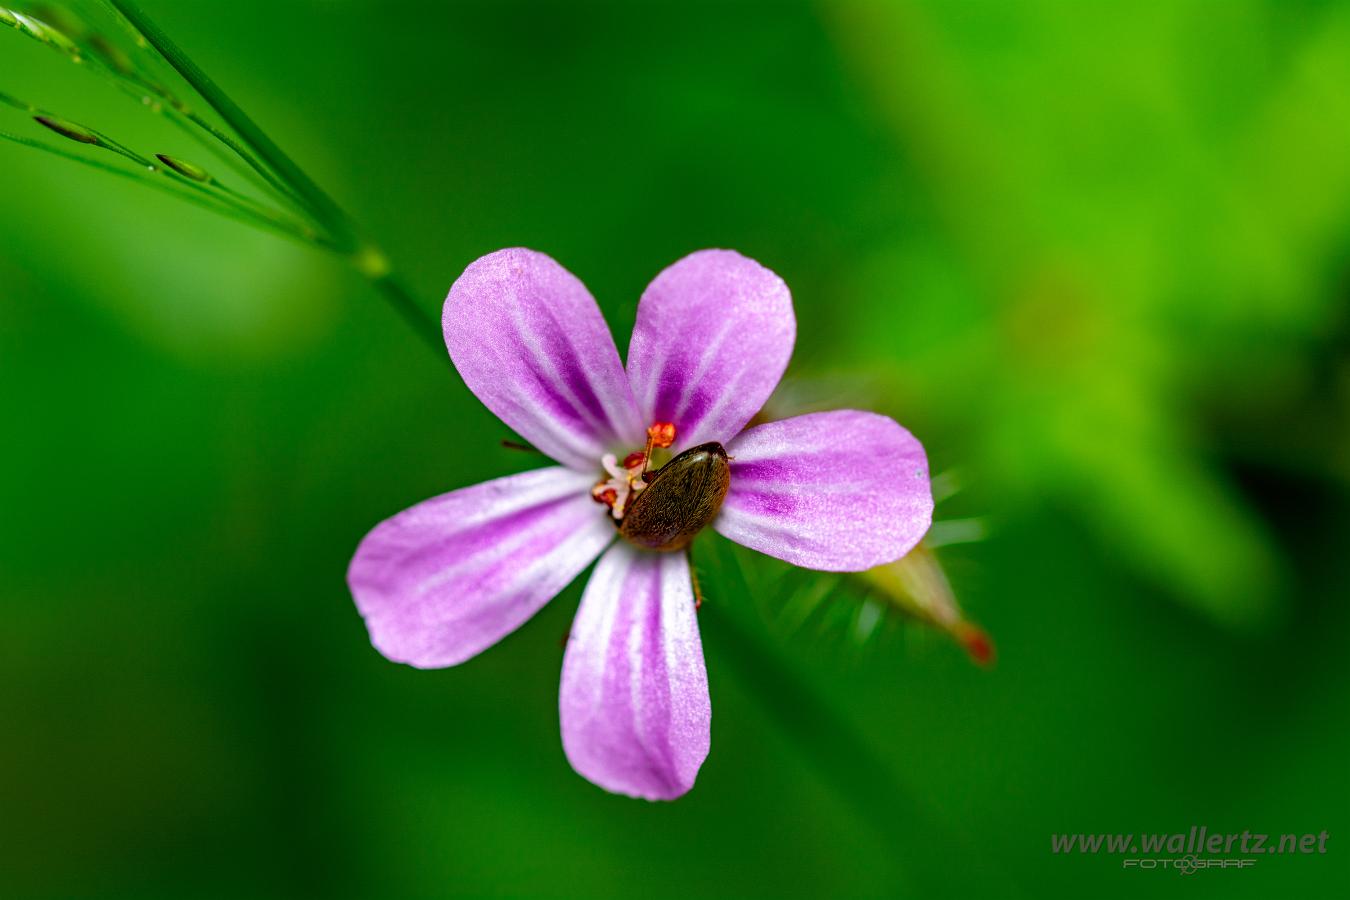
[715,410,933,571]
[626,249,795,450]
[348,467,614,668]
[560,544,710,800]
[445,249,644,470]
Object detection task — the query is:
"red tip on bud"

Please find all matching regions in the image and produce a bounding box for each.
[955,622,996,668]
[647,421,676,448]
[622,451,646,470]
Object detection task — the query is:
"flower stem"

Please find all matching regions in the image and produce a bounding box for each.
[106,0,361,254]
[100,0,448,352]
[0,128,321,245]
[366,270,449,358]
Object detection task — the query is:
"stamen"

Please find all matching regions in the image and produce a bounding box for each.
[592,451,651,520]
[640,421,677,477]
[593,425,680,520]
[601,453,626,480]
[647,421,676,449]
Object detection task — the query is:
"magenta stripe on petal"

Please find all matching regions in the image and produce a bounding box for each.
[445,249,645,470]
[560,544,710,800]
[348,467,614,669]
[715,410,933,571]
[626,249,794,450]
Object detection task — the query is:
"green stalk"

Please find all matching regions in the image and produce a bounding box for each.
[34,10,308,213]
[178,107,311,211]
[19,97,325,247]
[116,70,310,214]
[104,0,437,353]
[106,0,360,253]
[0,130,313,243]
[368,272,450,356]
[93,0,320,228]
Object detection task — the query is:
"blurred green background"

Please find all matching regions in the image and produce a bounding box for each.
[3,1,1349,897]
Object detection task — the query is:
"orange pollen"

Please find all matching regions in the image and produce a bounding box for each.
[647,421,676,449]
[591,486,618,506]
[622,451,647,470]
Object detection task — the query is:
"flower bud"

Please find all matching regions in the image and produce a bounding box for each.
[155,154,211,182]
[33,115,99,145]
[860,542,995,667]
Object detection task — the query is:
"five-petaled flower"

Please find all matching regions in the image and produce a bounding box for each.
[347,248,933,800]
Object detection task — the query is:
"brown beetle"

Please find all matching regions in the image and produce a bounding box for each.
[618,442,730,552]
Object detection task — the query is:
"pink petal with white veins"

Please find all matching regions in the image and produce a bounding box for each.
[349,467,614,668]
[626,249,794,451]
[445,248,644,470]
[560,543,710,800]
[715,410,933,571]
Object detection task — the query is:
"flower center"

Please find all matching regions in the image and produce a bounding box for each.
[590,421,677,519]
[592,422,732,553]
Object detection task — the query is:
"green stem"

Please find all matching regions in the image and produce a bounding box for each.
[104,1,442,346]
[211,178,339,250]
[107,0,361,254]
[119,73,309,214]
[367,271,448,358]
[0,130,311,243]
[5,89,291,237]
[49,14,307,214]
[95,0,316,221]
[180,107,311,212]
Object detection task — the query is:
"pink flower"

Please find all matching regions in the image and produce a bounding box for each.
[347,248,933,800]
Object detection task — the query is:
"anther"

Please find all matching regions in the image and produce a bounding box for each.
[640,421,677,476]
[592,452,649,520]
[647,422,676,448]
